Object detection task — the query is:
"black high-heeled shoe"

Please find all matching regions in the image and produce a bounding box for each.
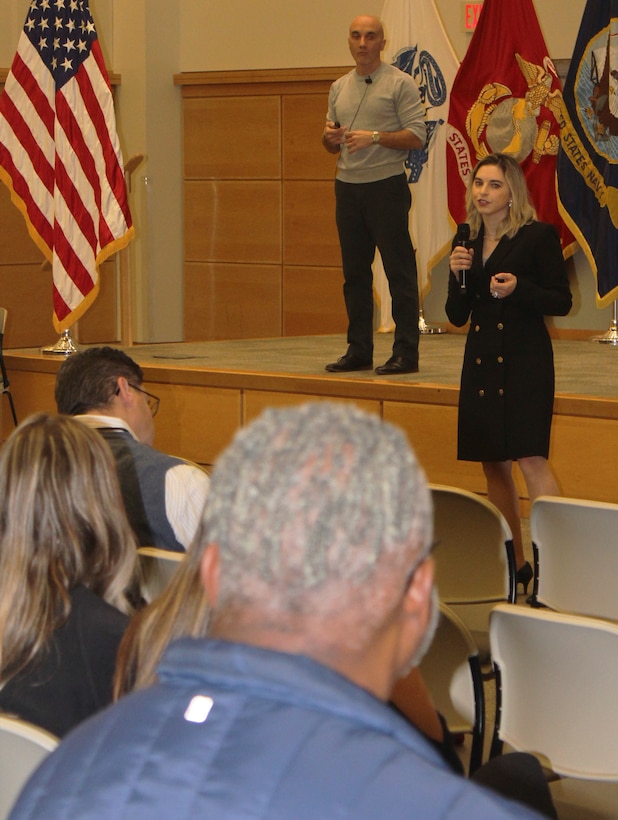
[516,561,533,595]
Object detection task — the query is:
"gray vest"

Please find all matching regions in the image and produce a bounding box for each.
[99,428,185,553]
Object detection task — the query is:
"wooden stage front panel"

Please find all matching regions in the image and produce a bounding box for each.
[3,344,617,510]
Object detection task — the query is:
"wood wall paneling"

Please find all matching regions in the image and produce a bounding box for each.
[243,390,380,426]
[2,371,57,437]
[283,265,346,337]
[152,382,241,466]
[383,401,488,492]
[184,261,281,341]
[184,96,281,179]
[184,180,282,264]
[283,180,340,267]
[180,69,346,341]
[282,93,338,180]
[0,265,58,349]
[0,258,120,349]
[550,413,618,503]
[0,183,41,265]
[6,348,618,514]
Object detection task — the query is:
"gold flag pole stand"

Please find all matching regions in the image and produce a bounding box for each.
[590,300,618,346]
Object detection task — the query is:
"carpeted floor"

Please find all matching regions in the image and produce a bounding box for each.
[132,332,618,399]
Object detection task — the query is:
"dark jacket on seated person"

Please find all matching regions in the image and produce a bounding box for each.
[0,586,128,738]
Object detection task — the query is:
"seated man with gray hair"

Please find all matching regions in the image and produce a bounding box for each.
[12,403,541,818]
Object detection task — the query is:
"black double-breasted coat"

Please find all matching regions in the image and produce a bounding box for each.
[445,222,572,462]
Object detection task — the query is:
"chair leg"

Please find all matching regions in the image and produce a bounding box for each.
[489,665,504,760]
[3,389,17,427]
[527,542,545,608]
[468,656,486,775]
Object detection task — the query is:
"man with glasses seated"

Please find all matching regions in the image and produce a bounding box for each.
[55,346,209,553]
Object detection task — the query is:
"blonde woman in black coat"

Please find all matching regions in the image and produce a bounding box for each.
[446,153,572,594]
[0,414,137,737]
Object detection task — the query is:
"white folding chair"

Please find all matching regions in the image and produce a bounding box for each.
[530,495,618,620]
[419,603,485,774]
[0,713,58,818]
[489,604,618,818]
[137,546,185,603]
[429,484,516,658]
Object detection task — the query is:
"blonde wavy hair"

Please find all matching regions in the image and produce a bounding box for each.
[114,525,210,699]
[465,152,537,240]
[0,413,137,684]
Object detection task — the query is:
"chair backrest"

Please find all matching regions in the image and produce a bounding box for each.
[418,603,485,774]
[0,308,7,338]
[137,546,185,603]
[489,603,618,780]
[0,713,58,817]
[530,495,618,620]
[430,484,515,604]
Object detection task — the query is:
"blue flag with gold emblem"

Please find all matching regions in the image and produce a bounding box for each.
[557,1,618,307]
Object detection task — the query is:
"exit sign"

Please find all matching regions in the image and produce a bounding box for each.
[464,2,483,31]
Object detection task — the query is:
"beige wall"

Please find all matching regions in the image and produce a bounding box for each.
[3,0,606,341]
[174,0,585,70]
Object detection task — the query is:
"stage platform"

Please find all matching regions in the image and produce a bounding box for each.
[3,333,618,506]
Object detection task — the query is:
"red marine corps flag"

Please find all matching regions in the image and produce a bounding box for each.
[0,0,134,332]
[446,0,575,253]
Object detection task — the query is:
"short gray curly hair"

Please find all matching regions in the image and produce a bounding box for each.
[202,402,432,639]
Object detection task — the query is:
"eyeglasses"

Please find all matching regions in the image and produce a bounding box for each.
[127,383,160,417]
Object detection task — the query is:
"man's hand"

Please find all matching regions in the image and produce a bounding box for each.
[344,130,375,153]
[322,121,345,154]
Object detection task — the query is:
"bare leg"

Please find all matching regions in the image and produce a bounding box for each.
[517,456,560,503]
[482,460,526,569]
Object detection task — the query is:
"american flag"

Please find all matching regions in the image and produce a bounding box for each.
[0,0,133,332]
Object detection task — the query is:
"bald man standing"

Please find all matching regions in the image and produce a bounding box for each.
[323,16,426,375]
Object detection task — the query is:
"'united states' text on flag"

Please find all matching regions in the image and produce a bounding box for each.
[0,0,133,332]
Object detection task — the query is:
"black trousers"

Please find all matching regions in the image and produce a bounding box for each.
[335,173,419,362]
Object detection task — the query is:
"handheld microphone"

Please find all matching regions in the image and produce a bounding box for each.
[365,76,372,84]
[456,223,470,292]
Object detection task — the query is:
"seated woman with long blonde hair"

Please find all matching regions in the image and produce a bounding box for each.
[114,526,209,698]
[0,413,137,737]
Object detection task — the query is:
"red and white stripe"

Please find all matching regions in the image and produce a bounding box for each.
[0,30,133,331]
